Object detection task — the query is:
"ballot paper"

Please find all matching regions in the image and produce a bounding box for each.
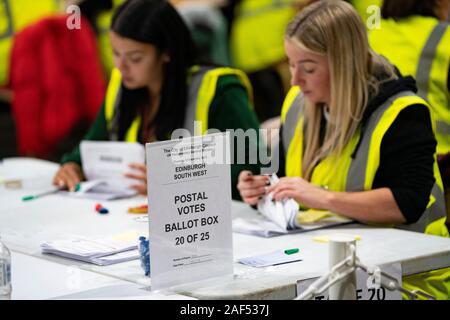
[63,180,137,200]
[233,212,353,237]
[41,236,139,266]
[256,174,299,230]
[74,141,146,199]
[233,174,354,237]
[238,250,302,268]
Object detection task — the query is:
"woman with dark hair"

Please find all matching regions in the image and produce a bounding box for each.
[369,0,450,156]
[53,0,261,199]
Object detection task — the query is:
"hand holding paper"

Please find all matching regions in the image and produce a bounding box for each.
[257,174,298,230]
[53,162,84,191]
[235,174,354,237]
[64,141,147,200]
[266,176,331,210]
[125,162,147,195]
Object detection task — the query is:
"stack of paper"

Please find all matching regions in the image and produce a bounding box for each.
[41,236,140,266]
[233,174,354,237]
[62,180,137,201]
[233,211,354,238]
[238,250,302,268]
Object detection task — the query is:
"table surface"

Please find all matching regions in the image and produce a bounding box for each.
[1,157,450,299]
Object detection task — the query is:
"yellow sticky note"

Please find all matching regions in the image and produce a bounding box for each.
[296,209,334,224]
[313,233,362,243]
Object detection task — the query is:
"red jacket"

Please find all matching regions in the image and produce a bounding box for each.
[10,15,105,158]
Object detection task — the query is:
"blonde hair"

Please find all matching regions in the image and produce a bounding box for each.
[286,0,397,180]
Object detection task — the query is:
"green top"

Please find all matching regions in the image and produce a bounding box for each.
[61,75,264,200]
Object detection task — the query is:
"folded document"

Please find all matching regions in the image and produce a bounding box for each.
[233,212,353,238]
[41,236,139,266]
[233,174,353,237]
[69,141,146,200]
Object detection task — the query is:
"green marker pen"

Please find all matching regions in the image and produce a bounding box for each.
[22,188,61,201]
[284,248,299,255]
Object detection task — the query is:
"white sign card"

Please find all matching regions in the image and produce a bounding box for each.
[296,263,402,300]
[146,132,233,290]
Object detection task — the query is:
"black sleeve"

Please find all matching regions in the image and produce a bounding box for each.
[373,105,437,224]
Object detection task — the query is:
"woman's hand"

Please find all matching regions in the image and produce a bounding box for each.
[237,171,270,205]
[266,177,330,209]
[53,162,84,191]
[125,163,147,195]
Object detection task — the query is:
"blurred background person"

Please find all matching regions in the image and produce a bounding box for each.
[369,0,450,156]
[8,0,115,161]
[0,0,62,159]
[229,0,304,123]
[369,0,450,228]
[1,0,121,160]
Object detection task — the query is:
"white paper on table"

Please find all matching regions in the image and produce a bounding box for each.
[80,141,145,194]
[238,250,302,268]
[41,234,140,266]
[61,179,137,200]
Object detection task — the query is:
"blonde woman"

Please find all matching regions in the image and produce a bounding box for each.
[237,0,449,299]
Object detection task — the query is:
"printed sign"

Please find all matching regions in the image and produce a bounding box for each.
[146,133,233,290]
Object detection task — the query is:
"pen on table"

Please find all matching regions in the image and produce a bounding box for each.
[284,248,299,255]
[22,187,65,201]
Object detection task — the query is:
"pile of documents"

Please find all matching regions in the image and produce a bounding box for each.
[238,250,302,268]
[41,236,140,266]
[233,208,353,238]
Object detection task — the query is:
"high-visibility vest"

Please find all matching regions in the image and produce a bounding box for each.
[0,0,61,86]
[230,0,298,73]
[104,66,253,141]
[369,16,450,154]
[280,86,448,237]
[95,0,124,77]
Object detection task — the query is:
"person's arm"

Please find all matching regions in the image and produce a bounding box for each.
[54,101,110,190]
[269,105,436,225]
[60,101,110,165]
[208,75,263,200]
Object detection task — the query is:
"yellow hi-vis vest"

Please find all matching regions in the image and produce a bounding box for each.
[369,16,450,155]
[280,86,448,237]
[104,66,253,141]
[230,0,298,73]
[94,0,124,76]
[0,0,61,86]
[281,87,450,300]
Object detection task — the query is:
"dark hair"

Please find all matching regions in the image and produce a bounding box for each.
[111,0,198,141]
[382,0,440,20]
[79,0,113,34]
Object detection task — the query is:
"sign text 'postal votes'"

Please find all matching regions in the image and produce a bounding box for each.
[146,133,233,290]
